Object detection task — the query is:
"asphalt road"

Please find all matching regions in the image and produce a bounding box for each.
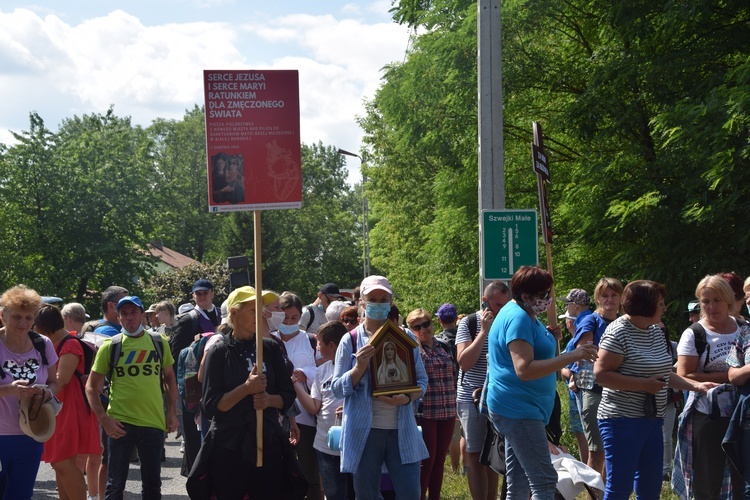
[33,434,189,499]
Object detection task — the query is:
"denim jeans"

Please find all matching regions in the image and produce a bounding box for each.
[488,412,557,500]
[353,428,420,500]
[598,418,663,500]
[317,450,349,500]
[105,423,164,499]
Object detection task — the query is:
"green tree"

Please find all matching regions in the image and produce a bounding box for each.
[148,106,223,261]
[214,142,363,301]
[365,0,750,323]
[359,2,489,315]
[499,0,750,316]
[0,110,158,300]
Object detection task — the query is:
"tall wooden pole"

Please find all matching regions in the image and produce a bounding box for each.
[254,210,264,466]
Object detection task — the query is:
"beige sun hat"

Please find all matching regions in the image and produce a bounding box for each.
[19,394,56,443]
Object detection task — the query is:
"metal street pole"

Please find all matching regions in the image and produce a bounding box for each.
[478,0,504,298]
[338,148,370,279]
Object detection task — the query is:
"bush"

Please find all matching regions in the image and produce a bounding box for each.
[143,262,230,307]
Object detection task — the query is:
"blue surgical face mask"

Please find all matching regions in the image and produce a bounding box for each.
[365,302,391,321]
[279,322,300,335]
[122,324,144,338]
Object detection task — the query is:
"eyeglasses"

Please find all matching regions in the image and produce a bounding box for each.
[534,290,551,300]
[410,320,432,331]
[341,317,358,326]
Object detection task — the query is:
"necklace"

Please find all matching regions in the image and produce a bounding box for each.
[1,332,32,363]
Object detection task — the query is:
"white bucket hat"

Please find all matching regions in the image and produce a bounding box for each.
[19,394,56,443]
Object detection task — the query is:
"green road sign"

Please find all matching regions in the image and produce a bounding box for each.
[481,210,539,280]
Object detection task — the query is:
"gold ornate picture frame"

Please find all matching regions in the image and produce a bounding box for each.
[368,319,422,397]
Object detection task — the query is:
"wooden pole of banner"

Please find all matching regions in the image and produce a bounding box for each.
[532,122,557,330]
[254,210,264,467]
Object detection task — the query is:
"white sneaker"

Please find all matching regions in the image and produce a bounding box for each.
[179,440,185,453]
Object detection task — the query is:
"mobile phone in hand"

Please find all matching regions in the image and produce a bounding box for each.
[481,300,489,311]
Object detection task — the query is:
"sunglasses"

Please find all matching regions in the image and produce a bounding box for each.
[534,290,551,300]
[410,320,432,331]
[341,317,358,325]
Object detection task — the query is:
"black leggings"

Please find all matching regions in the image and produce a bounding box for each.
[691,411,744,500]
[208,445,283,499]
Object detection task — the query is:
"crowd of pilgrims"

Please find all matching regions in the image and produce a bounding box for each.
[1,268,750,499]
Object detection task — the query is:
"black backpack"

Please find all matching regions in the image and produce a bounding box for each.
[458,313,479,384]
[56,335,98,411]
[690,318,747,369]
[106,332,166,393]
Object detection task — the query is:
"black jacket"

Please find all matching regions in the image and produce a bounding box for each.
[201,333,294,454]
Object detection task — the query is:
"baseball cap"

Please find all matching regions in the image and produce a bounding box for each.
[320,283,342,298]
[192,279,214,292]
[687,300,700,314]
[436,303,458,323]
[360,275,393,296]
[178,303,195,315]
[145,304,157,314]
[560,289,590,306]
[116,296,144,312]
[558,312,577,321]
[226,286,278,310]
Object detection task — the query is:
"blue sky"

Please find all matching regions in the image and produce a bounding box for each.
[0,1,411,180]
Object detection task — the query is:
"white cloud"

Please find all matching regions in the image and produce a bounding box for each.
[0,5,409,170]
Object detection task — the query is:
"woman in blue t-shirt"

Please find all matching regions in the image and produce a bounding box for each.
[487,266,597,500]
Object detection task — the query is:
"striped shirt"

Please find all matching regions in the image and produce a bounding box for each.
[597,316,672,420]
[331,324,429,472]
[455,311,486,403]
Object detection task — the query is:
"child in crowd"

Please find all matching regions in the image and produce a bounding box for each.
[293,321,352,500]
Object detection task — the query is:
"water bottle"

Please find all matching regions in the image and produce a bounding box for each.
[575,359,595,390]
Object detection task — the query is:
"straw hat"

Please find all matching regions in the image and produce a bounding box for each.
[19,395,56,442]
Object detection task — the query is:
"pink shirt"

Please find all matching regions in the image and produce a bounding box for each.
[0,333,58,435]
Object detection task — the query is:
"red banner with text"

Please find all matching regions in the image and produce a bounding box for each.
[204,69,301,212]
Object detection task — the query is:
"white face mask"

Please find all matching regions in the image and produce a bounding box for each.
[122,324,144,338]
[531,296,554,316]
[267,311,285,331]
